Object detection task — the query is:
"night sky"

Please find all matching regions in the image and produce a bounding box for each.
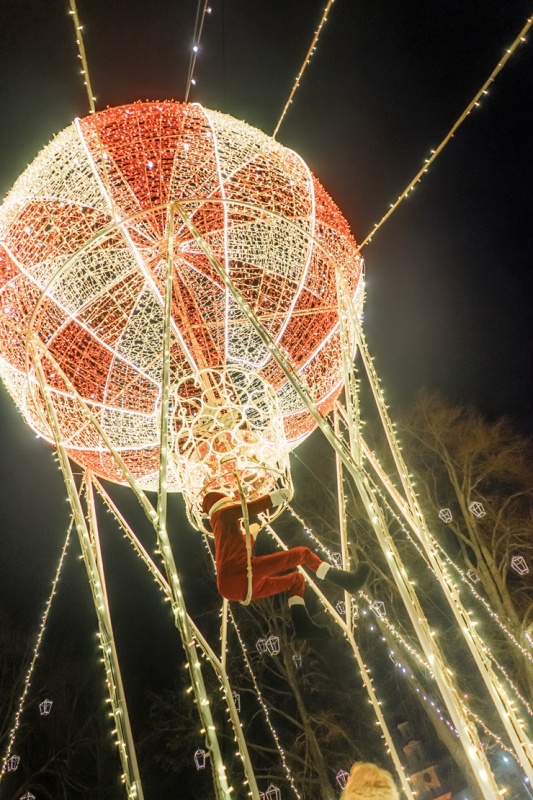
[0,0,532,785]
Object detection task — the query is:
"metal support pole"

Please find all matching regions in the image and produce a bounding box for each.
[32,348,144,800]
[176,221,506,797]
[265,525,416,800]
[350,307,533,782]
[155,203,232,800]
[92,478,260,799]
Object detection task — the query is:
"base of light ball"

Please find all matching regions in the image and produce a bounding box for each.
[184,461,293,534]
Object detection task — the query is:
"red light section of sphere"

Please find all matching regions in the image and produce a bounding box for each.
[0,102,362,488]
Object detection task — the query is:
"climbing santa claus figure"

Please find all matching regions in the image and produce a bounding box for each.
[202,487,371,639]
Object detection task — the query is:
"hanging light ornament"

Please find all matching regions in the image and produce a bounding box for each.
[438,508,453,523]
[265,635,281,656]
[194,748,206,770]
[7,755,20,771]
[372,600,386,618]
[20,794,36,800]
[232,690,241,712]
[467,569,480,583]
[256,638,267,654]
[510,555,529,575]
[336,769,350,789]
[39,698,53,716]
[266,785,281,800]
[469,501,486,518]
[292,653,302,669]
[330,552,343,568]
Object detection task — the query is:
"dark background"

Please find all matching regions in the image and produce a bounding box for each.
[0,0,531,790]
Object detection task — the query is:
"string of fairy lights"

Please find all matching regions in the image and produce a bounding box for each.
[286,508,529,771]
[94,477,266,798]
[67,0,96,113]
[358,11,533,249]
[197,532,303,799]
[367,603,525,761]
[363,468,533,718]
[64,0,533,263]
[225,604,303,800]
[0,514,74,782]
[4,441,527,795]
[288,503,529,757]
[361,445,533,671]
[184,0,213,102]
[272,0,336,139]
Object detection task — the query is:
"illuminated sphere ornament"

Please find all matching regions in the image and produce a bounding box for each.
[0,102,363,526]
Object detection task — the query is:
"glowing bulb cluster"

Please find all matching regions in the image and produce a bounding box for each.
[0,101,363,497]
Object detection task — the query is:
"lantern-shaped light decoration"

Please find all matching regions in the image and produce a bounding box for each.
[372,600,386,618]
[351,598,360,619]
[330,552,343,568]
[389,651,400,667]
[511,555,529,575]
[467,569,480,584]
[469,501,486,518]
[39,698,53,716]
[336,600,346,616]
[194,748,206,770]
[336,770,350,789]
[20,794,36,800]
[232,690,241,712]
[7,754,20,771]
[265,635,281,656]
[292,653,302,669]
[438,508,453,523]
[256,638,267,654]
[266,784,281,800]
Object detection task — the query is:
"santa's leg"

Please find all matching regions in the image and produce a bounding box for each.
[251,568,328,639]
[251,546,371,596]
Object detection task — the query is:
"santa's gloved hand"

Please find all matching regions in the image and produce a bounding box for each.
[269,487,291,507]
[248,523,262,539]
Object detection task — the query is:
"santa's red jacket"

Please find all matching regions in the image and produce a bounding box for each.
[209,494,323,601]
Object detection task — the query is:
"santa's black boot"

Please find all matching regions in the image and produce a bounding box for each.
[289,598,330,640]
[320,563,371,595]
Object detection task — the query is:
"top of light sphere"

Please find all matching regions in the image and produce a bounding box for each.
[0,101,363,490]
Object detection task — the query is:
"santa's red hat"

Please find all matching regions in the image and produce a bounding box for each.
[201,491,231,516]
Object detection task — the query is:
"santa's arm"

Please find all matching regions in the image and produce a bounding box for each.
[219,489,289,523]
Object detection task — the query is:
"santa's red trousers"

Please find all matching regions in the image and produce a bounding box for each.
[210,494,323,601]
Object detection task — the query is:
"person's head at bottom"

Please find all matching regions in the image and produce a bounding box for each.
[341,762,399,800]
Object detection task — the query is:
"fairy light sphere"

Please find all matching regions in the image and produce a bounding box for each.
[0,101,363,495]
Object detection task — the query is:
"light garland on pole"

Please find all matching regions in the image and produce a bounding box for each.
[0,517,74,782]
[226,605,303,800]
[273,0,336,138]
[185,1,213,102]
[359,11,533,249]
[369,473,533,672]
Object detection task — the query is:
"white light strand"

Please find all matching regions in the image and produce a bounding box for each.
[290,507,531,767]
[0,515,74,780]
[185,0,212,102]
[227,604,303,800]
[360,12,533,248]
[273,0,336,138]
[67,0,97,113]
[367,471,533,674]
[363,474,533,725]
